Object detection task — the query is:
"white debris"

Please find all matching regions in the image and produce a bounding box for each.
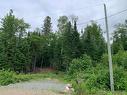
[64,84,74,94]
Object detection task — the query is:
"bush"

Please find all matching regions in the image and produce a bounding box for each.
[113,66,127,90]
[0,70,32,86]
[68,54,92,76]
[67,53,127,94]
[113,50,127,70]
[0,70,66,86]
[85,64,110,91]
[85,65,127,91]
[72,81,89,95]
[102,51,127,70]
[82,65,127,91]
[0,70,17,85]
[101,54,109,66]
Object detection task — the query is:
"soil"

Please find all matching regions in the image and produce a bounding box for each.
[0,79,67,95]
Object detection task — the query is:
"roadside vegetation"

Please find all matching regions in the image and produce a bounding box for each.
[0,10,127,95]
[0,70,67,86]
[67,53,127,95]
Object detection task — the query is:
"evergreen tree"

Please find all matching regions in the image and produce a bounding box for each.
[82,22,106,61]
[52,16,69,70]
[112,21,127,54]
[71,21,81,58]
[42,16,52,35]
[59,21,72,70]
[0,10,30,72]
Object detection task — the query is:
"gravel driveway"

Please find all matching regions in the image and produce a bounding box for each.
[0,79,67,95]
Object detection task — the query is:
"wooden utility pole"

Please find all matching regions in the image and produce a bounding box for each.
[104,4,114,92]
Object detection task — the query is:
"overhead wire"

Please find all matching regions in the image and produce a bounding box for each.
[7,0,126,30]
[77,8,127,26]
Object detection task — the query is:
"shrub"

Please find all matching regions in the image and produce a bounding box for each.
[113,50,127,70]
[113,66,127,90]
[72,81,88,95]
[85,65,127,91]
[68,54,92,76]
[101,54,109,66]
[85,64,110,90]
[0,70,17,85]
[68,57,127,93]
[0,70,32,86]
[0,70,65,86]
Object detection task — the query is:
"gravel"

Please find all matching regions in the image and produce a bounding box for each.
[1,79,66,92]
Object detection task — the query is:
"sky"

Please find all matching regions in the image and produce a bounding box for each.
[0,0,127,35]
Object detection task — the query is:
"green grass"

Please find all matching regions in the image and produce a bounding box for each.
[0,70,126,95]
[16,72,68,82]
[0,70,67,86]
[71,88,127,95]
[87,91,127,95]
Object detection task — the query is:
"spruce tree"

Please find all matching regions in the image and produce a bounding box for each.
[71,21,81,58]
[112,22,127,54]
[82,22,106,61]
[42,16,52,35]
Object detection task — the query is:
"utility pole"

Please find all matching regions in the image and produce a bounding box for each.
[104,4,114,92]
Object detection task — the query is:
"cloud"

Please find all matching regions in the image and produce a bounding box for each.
[0,0,127,32]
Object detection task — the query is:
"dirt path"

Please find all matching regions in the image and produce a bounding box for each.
[0,79,67,95]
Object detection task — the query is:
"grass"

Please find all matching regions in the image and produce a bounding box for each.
[0,70,126,95]
[16,71,68,83]
[89,91,127,95]
[0,70,67,86]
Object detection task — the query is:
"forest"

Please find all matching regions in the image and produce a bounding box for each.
[0,10,127,94]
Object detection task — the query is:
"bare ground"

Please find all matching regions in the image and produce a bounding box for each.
[0,79,67,95]
[0,88,64,95]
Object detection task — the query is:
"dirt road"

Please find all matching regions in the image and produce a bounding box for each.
[0,79,67,95]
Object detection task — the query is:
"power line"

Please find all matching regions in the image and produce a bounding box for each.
[46,0,115,15]
[108,8,127,18]
[77,8,127,26]
[11,0,121,21]
[77,17,105,25]
[38,0,117,17]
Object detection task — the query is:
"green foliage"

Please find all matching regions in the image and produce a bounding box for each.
[101,54,109,66]
[67,53,127,94]
[81,22,106,61]
[71,21,81,58]
[0,70,67,86]
[102,51,127,70]
[68,54,92,76]
[49,20,82,71]
[0,70,17,85]
[112,22,127,54]
[70,65,127,94]
[85,64,110,91]
[0,10,30,72]
[0,10,127,94]
[113,66,127,90]
[72,81,88,95]
[57,16,68,33]
[62,21,73,59]
[42,16,52,35]
[113,50,127,70]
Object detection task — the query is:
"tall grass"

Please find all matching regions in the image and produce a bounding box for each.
[0,70,66,86]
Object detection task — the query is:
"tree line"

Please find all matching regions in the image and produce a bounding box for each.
[0,10,126,73]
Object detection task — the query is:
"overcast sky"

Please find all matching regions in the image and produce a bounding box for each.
[0,0,127,34]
